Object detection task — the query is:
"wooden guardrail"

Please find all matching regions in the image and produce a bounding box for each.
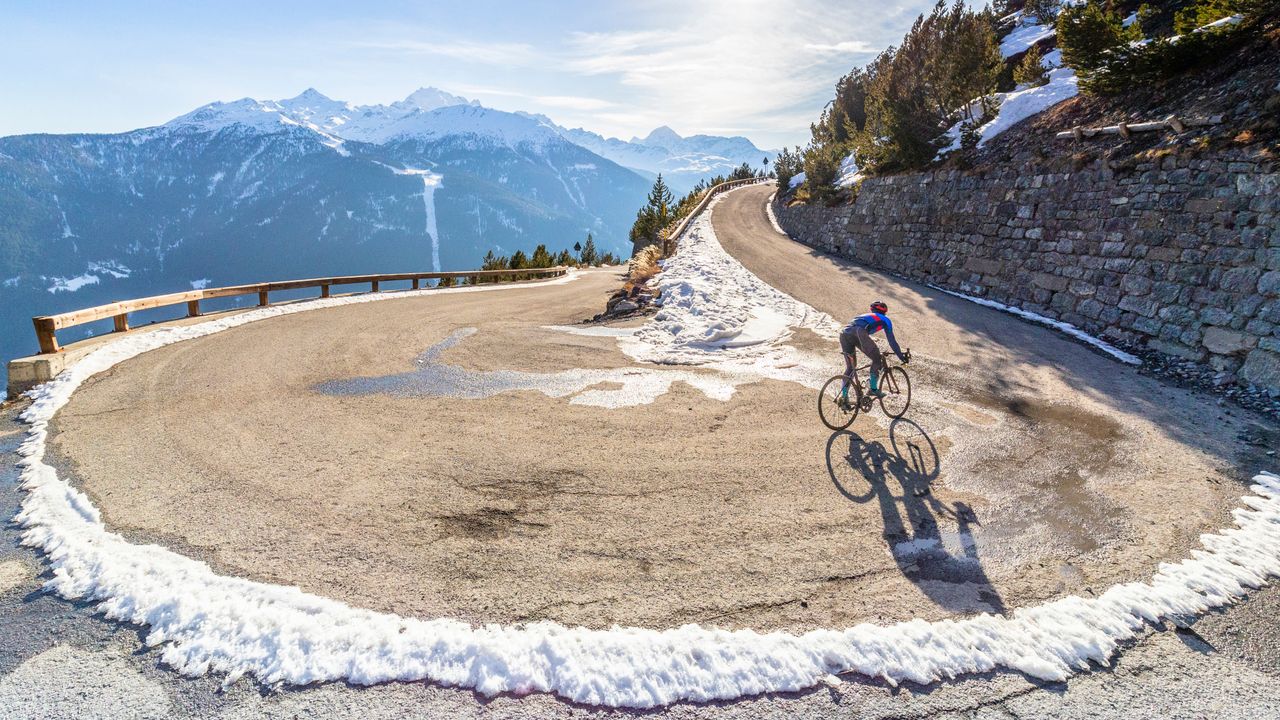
[660,177,772,255]
[1056,115,1223,141]
[31,267,569,354]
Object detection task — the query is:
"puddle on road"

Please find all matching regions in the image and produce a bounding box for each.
[315,327,739,408]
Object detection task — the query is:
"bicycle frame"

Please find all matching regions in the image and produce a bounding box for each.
[838,351,903,393]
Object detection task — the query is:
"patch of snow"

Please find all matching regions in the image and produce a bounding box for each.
[765,192,788,236]
[933,285,1141,365]
[51,194,76,238]
[1122,12,1139,27]
[1198,14,1242,31]
[1000,20,1055,58]
[2,276,20,288]
[238,181,262,201]
[940,67,1079,153]
[46,274,99,293]
[788,171,806,189]
[207,171,225,196]
[87,261,131,279]
[835,152,861,188]
[1041,48,1063,69]
[190,278,212,290]
[618,192,837,365]
[383,165,445,272]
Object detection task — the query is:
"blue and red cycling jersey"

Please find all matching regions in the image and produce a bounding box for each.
[844,313,904,358]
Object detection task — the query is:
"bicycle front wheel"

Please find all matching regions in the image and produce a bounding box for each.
[878,367,912,418]
[819,375,859,430]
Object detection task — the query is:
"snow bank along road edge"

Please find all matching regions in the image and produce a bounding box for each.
[11,195,1280,709]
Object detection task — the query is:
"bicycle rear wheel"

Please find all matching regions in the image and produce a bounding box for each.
[878,366,912,418]
[819,375,860,430]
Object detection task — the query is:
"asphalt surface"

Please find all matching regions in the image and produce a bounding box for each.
[3,184,1279,717]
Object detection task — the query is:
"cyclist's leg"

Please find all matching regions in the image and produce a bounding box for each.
[838,331,857,397]
[855,327,884,392]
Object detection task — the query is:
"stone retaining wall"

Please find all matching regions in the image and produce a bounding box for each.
[774,146,1280,395]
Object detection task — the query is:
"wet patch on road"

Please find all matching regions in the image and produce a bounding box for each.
[314,327,742,408]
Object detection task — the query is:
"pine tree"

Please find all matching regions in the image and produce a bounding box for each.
[1056,1,1138,76]
[510,250,528,269]
[579,234,598,265]
[530,244,553,268]
[554,249,574,266]
[1014,44,1047,86]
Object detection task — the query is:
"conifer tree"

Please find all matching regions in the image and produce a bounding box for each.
[579,234,598,265]
[1014,44,1047,86]
[530,243,553,268]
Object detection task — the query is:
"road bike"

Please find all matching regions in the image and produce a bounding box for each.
[818,348,912,430]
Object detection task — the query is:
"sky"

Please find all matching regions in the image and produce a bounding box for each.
[1,0,935,149]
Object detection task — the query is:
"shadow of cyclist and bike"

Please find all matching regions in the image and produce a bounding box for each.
[825,419,1006,616]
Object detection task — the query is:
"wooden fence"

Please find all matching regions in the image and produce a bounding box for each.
[1056,115,1223,141]
[31,267,569,354]
[661,177,773,254]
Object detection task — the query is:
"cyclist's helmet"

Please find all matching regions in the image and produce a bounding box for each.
[870,301,888,314]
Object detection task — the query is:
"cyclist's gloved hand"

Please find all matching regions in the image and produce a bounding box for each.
[901,349,911,364]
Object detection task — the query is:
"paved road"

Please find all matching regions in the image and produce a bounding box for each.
[3,185,1280,717]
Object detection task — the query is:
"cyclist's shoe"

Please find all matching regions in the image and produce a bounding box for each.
[868,373,882,396]
[867,387,886,398]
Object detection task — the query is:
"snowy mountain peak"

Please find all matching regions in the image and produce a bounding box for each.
[164,98,300,134]
[640,126,683,148]
[366,103,564,149]
[288,87,335,104]
[398,87,479,112]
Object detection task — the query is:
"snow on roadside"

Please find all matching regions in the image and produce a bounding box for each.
[765,191,787,235]
[932,285,1142,365]
[619,193,837,365]
[12,190,1280,708]
[16,347,1280,708]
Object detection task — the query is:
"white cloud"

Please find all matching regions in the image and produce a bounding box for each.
[337,2,915,146]
[347,38,542,66]
[804,40,875,54]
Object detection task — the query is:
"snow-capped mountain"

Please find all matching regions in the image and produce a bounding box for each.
[0,88,651,376]
[557,124,778,193]
[0,87,780,379]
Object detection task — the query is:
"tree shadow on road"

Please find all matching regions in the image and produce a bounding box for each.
[825,419,1006,616]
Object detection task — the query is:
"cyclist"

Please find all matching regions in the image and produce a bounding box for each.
[841,300,908,401]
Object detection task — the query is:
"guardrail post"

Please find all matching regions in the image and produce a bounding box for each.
[371,280,380,293]
[321,284,331,298]
[258,290,269,307]
[412,278,420,290]
[33,317,59,354]
[113,314,129,333]
[187,300,201,317]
